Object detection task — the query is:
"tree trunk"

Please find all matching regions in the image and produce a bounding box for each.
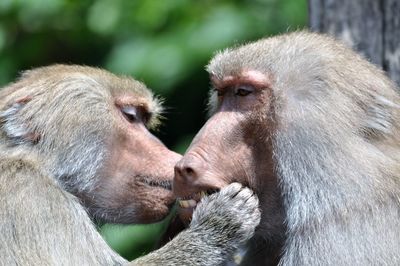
[309,0,400,86]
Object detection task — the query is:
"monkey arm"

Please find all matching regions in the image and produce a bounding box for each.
[132,228,232,266]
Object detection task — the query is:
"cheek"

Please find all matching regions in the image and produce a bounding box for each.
[85,175,174,223]
[193,136,255,188]
[234,90,270,111]
[240,120,274,189]
[48,135,107,194]
[238,94,259,110]
[226,143,255,184]
[250,129,276,192]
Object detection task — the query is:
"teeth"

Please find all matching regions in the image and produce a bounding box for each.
[179,199,197,208]
[188,199,197,207]
[179,191,210,208]
[179,200,189,208]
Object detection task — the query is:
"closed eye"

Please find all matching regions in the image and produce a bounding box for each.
[235,85,254,96]
[121,106,138,123]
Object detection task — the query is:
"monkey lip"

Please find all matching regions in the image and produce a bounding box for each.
[177,189,219,209]
[137,176,173,191]
[135,177,176,214]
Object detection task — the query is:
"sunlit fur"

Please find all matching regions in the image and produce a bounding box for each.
[0,65,163,193]
[208,31,400,265]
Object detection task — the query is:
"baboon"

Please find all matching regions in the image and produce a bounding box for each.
[0,65,261,265]
[174,31,400,265]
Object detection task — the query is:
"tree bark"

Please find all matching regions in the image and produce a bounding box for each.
[309,0,400,86]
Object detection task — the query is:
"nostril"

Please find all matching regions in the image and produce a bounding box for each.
[175,154,207,182]
[184,167,194,176]
[174,165,183,176]
[175,165,196,179]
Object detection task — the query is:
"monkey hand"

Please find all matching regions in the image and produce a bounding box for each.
[190,183,261,250]
[132,183,260,266]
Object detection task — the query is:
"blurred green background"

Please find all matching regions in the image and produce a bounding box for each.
[0,0,307,260]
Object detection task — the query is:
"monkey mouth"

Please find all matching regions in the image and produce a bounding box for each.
[137,176,172,191]
[178,189,219,209]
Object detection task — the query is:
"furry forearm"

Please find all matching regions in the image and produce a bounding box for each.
[132,228,232,266]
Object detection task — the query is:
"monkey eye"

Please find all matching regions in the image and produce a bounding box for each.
[235,85,254,97]
[213,88,224,97]
[121,106,138,123]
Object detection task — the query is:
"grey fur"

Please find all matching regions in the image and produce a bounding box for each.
[207,31,400,265]
[0,65,260,265]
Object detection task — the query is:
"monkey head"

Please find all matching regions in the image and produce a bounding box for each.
[173,32,297,223]
[0,65,181,224]
[173,31,400,228]
[174,68,276,223]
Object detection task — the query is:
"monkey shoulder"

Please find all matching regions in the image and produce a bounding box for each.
[0,154,56,193]
[0,154,124,266]
[0,155,40,174]
[0,153,78,222]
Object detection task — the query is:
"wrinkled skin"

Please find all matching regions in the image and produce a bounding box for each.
[174,31,400,265]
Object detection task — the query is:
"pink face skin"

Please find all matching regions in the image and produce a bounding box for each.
[174,70,278,222]
[82,94,182,224]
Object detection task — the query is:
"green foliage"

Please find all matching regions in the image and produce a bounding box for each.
[99,205,177,260]
[101,223,166,261]
[0,0,307,260]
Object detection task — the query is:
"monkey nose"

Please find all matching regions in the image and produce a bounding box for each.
[174,155,205,184]
[174,153,226,196]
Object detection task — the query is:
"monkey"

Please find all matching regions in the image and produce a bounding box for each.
[173,31,400,265]
[0,64,261,265]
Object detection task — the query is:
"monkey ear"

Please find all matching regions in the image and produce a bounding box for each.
[0,96,39,145]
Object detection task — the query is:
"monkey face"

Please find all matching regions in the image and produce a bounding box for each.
[67,78,182,224]
[0,65,181,224]
[82,101,181,224]
[174,69,274,222]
